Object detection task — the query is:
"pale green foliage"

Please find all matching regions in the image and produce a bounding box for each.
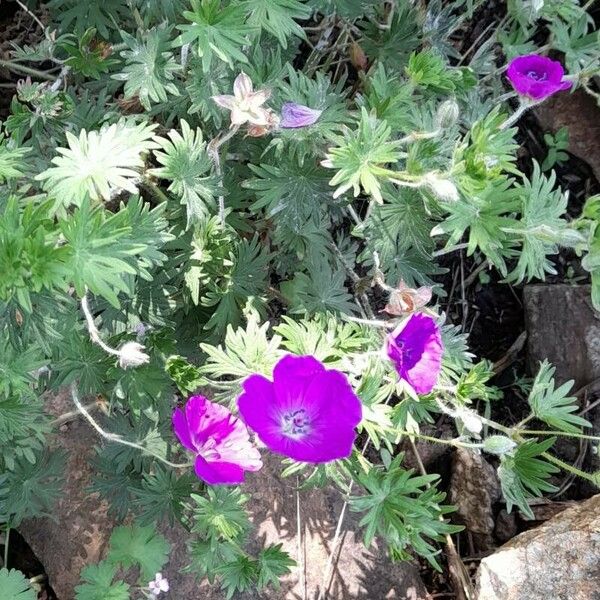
[75,562,130,600]
[36,121,159,210]
[528,361,590,433]
[0,134,30,182]
[114,27,181,110]
[178,0,254,71]
[323,108,402,203]
[151,120,218,226]
[0,568,37,600]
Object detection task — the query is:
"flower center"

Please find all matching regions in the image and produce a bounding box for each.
[527,70,547,81]
[281,408,311,439]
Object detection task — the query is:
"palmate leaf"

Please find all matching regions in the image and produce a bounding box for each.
[528,361,590,433]
[114,27,181,111]
[60,198,170,307]
[0,450,65,527]
[506,163,583,284]
[239,0,310,48]
[107,523,170,580]
[75,562,129,600]
[0,568,36,600]
[178,0,255,72]
[36,121,159,211]
[350,454,461,570]
[498,437,559,519]
[256,544,295,589]
[0,134,30,182]
[0,338,46,399]
[322,107,402,204]
[48,0,129,38]
[245,160,331,232]
[150,120,219,227]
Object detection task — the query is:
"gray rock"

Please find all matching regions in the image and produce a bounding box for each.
[476,494,600,600]
[524,284,600,388]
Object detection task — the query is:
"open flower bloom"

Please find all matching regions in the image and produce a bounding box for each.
[148,573,169,597]
[172,395,262,485]
[279,102,322,128]
[237,355,362,463]
[384,281,432,316]
[212,72,272,127]
[386,313,443,395]
[506,54,572,101]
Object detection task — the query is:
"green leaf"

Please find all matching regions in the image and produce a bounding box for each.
[527,361,590,433]
[405,50,458,92]
[114,27,181,110]
[240,0,310,48]
[322,107,402,204]
[48,0,129,38]
[0,134,30,182]
[75,562,129,600]
[498,437,559,519]
[178,0,255,72]
[107,523,170,580]
[256,544,295,589]
[0,568,36,600]
[150,120,218,227]
[36,120,159,211]
[216,555,259,599]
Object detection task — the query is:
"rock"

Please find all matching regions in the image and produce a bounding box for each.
[21,390,429,599]
[475,494,600,600]
[493,510,517,545]
[534,89,600,182]
[18,389,115,600]
[524,284,600,388]
[449,448,501,552]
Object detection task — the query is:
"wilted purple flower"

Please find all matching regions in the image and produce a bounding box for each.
[506,55,572,101]
[279,102,322,128]
[386,313,443,395]
[237,355,362,463]
[172,395,262,485]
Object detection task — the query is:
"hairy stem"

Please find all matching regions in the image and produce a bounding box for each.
[0,59,56,81]
[208,125,240,227]
[70,384,193,469]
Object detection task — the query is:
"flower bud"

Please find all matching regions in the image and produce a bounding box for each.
[118,341,150,369]
[436,99,459,129]
[424,174,459,202]
[456,407,483,435]
[483,435,517,456]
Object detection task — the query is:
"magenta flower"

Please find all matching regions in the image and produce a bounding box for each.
[172,395,262,485]
[280,102,322,128]
[386,313,443,395]
[237,355,362,463]
[506,54,572,101]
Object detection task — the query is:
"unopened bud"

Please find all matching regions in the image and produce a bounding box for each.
[456,407,483,435]
[118,341,150,369]
[436,99,460,129]
[483,435,517,456]
[424,174,459,202]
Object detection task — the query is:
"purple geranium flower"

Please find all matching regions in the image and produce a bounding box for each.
[506,54,572,101]
[386,313,443,395]
[280,102,322,128]
[237,355,362,463]
[172,395,262,485]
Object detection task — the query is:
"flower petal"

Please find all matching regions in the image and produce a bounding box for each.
[272,354,326,413]
[233,72,253,100]
[194,455,246,485]
[211,95,236,109]
[280,102,322,128]
[172,407,195,452]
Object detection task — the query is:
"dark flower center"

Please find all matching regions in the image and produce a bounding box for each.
[282,408,311,438]
[527,70,547,81]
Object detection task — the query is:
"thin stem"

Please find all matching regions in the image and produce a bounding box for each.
[80,293,121,357]
[542,452,598,484]
[3,527,9,568]
[518,429,600,442]
[15,0,50,41]
[70,384,193,469]
[208,125,240,227]
[51,401,99,427]
[500,99,541,130]
[0,59,56,81]
[296,477,307,600]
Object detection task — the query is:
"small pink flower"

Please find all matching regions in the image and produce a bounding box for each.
[279,102,322,128]
[148,573,169,597]
[212,73,273,127]
[172,395,262,485]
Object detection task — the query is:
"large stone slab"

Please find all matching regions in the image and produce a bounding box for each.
[475,494,600,600]
[21,390,428,599]
[523,284,600,388]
